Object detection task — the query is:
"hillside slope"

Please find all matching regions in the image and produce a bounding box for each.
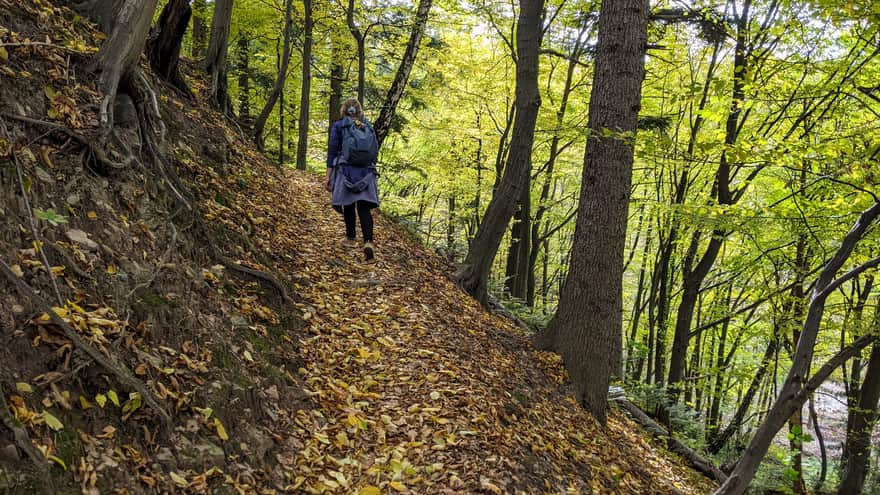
[0,1,715,493]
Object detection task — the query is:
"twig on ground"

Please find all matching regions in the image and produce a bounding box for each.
[0,384,50,475]
[126,223,178,300]
[0,259,171,424]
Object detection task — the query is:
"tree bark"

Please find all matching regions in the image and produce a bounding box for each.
[346,0,366,104]
[253,0,294,150]
[236,32,252,124]
[296,0,313,170]
[838,324,880,495]
[373,0,434,147]
[147,0,192,95]
[75,0,159,129]
[534,0,649,424]
[715,201,880,495]
[206,0,233,114]
[456,0,544,305]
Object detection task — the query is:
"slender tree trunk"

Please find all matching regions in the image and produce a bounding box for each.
[456,0,544,305]
[296,0,313,170]
[191,0,207,58]
[373,0,433,147]
[236,32,251,123]
[147,0,192,95]
[206,0,233,114]
[254,0,294,150]
[715,201,880,495]
[840,276,874,476]
[534,0,649,424]
[346,0,366,103]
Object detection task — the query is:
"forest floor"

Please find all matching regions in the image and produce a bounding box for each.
[0,1,717,493]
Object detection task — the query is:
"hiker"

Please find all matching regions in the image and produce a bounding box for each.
[326,98,380,262]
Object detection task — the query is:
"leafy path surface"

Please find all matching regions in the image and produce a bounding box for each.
[239,170,715,494]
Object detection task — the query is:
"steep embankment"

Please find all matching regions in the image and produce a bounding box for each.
[0,1,715,493]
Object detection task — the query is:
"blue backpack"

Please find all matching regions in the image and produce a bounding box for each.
[339,116,379,167]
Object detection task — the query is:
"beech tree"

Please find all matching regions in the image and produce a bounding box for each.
[457,0,545,304]
[253,0,293,150]
[295,0,313,170]
[147,0,192,95]
[535,0,649,423]
[206,0,234,114]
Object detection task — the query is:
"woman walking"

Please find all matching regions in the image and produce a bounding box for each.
[326,98,379,262]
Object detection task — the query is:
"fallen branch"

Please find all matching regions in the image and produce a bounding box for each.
[612,396,728,484]
[0,259,171,425]
[0,385,50,475]
[214,251,294,305]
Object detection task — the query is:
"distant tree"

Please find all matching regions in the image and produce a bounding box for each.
[534,0,649,424]
[372,0,433,147]
[253,0,293,150]
[206,0,234,114]
[296,0,313,170]
[457,0,545,304]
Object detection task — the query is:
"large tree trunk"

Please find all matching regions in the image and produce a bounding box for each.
[253,0,293,150]
[373,0,433,147]
[206,0,233,114]
[295,0,313,170]
[147,0,192,96]
[456,0,544,305]
[534,0,649,424]
[75,0,159,129]
[715,201,880,495]
[838,336,880,495]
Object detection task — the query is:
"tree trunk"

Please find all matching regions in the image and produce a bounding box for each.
[296,0,313,170]
[534,0,648,424]
[373,0,433,147]
[74,0,159,129]
[505,185,530,300]
[838,320,880,495]
[253,0,293,150]
[236,32,252,124]
[456,0,544,305]
[714,201,880,495]
[205,0,233,114]
[190,0,207,58]
[346,0,366,103]
[147,0,192,95]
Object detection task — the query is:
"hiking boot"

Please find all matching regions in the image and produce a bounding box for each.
[363,242,375,263]
[342,237,357,248]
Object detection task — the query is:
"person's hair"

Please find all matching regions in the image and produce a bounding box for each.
[339,98,364,119]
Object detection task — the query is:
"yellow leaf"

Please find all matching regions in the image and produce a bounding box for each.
[86,211,97,220]
[94,394,107,408]
[214,418,229,441]
[169,471,188,487]
[106,264,117,275]
[79,396,92,410]
[15,382,33,394]
[107,390,120,407]
[0,46,8,61]
[194,406,213,420]
[48,455,67,470]
[42,410,63,431]
[242,350,254,363]
[389,481,407,492]
[360,486,382,495]
[9,264,24,278]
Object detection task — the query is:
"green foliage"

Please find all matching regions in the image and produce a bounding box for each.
[34,207,68,226]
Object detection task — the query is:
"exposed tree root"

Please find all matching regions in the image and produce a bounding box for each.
[612,396,728,484]
[0,260,172,425]
[0,385,50,476]
[0,112,132,172]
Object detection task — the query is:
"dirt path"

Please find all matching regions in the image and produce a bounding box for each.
[244,170,716,494]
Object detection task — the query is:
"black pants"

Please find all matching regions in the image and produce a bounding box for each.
[343,201,374,242]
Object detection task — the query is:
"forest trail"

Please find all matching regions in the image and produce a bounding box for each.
[236,168,715,494]
[0,2,716,492]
